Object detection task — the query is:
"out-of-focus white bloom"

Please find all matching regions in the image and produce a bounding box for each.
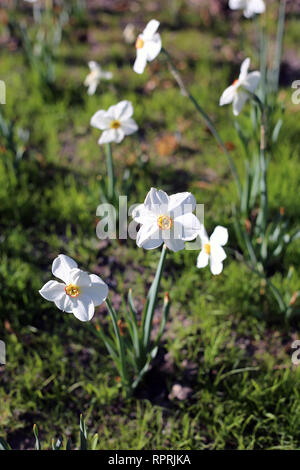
[90,100,138,145]
[84,61,113,96]
[197,226,228,275]
[132,188,201,252]
[229,0,265,18]
[39,254,108,321]
[219,57,260,116]
[123,23,136,44]
[133,19,162,74]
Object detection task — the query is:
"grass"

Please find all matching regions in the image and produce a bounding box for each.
[0,0,300,450]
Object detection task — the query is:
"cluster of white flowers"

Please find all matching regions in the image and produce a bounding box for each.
[40,188,228,320]
[39,8,270,318]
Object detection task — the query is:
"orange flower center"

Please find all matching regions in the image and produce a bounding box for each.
[157,215,173,230]
[135,36,144,49]
[204,243,211,255]
[65,284,80,298]
[110,120,121,129]
[232,79,239,86]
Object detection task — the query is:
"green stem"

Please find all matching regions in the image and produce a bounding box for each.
[142,244,167,351]
[272,0,286,94]
[259,110,268,233]
[161,47,242,200]
[243,90,268,233]
[105,298,130,396]
[105,143,114,201]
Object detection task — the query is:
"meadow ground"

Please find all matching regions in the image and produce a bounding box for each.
[0,0,300,450]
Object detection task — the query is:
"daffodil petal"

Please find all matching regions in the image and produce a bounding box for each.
[52,254,77,283]
[196,250,209,268]
[136,222,162,249]
[210,260,224,275]
[163,237,185,253]
[173,213,201,241]
[144,188,169,214]
[219,85,236,106]
[233,91,248,116]
[144,35,162,61]
[121,118,139,135]
[39,280,65,302]
[168,192,196,215]
[110,100,133,120]
[72,294,95,322]
[243,71,261,93]
[69,268,91,287]
[133,50,147,74]
[239,57,251,81]
[90,110,111,130]
[143,19,160,40]
[83,274,109,306]
[210,226,228,246]
[54,294,74,313]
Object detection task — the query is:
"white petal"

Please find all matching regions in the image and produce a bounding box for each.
[87,80,98,96]
[72,294,95,322]
[239,57,251,81]
[83,274,109,306]
[210,226,228,246]
[132,203,156,224]
[143,19,160,40]
[110,100,133,120]
[144,35,162,61]
[54,294,74,313]
[196,250,209,268]
[164,237,185,253]
[133,49,147,74]
[121,118,139,136]
[136,222,162,250]
[232,91,248,116]
[243,71,261,93]
[144,188,169,215]
[70,268,91,287]
[250,0,265,14]
[219,85,236,106]
[168,192,196,215]
[114,128,125,143]
[88,61,100,71]
[39,280,65,302]
[98,128,125,145]
[52,254,77,283]
[173,213,201,241]
[245,0,265,17]
[229,0,246,10]
[210,260,224,275]
[211,243,227,264]
[90,110,111,130]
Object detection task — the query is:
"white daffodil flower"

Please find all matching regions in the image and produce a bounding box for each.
[132,187,201,252]
[84,61,113,96]
[90,100,138,145]
[133,19,162,74]
[219,57,260,116]
[229,0,265,18]
[39,254,108,322]
[197,226,228,275]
